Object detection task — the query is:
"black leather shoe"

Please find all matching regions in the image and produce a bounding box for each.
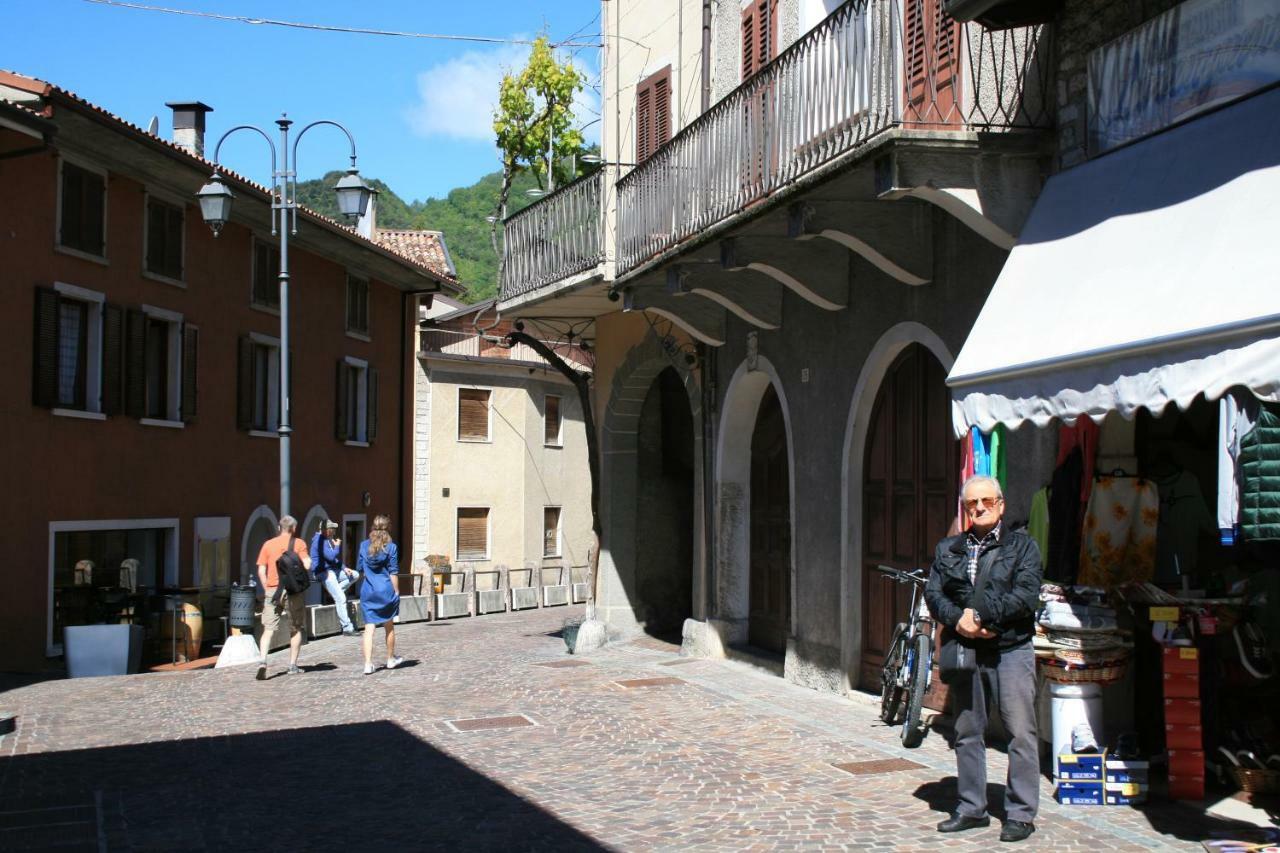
[1000,820,1035,842]
[937,814,990,833]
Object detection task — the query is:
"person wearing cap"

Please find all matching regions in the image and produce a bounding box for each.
[311,520,360,636]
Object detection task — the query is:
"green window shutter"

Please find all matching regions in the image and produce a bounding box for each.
[335,359,350,441]
[181,323,199,422]
[124,308,147,418]
[236,335,253,431]
[101,303,124,415]
[32,286,60,408]
[366,366,378,443]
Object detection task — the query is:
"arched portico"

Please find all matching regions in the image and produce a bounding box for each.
[239,505,278,586]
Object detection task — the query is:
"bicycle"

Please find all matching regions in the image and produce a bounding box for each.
[875,564,936,748]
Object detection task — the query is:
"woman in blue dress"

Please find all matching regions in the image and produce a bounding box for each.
[359,514,402,674]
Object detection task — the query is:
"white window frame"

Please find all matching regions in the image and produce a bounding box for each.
[249,235,281,316]
[55,155,109,265]
[248,331,281,437]
[543,506,562,558]
[47,517,179,656]
[139,303,184,428]
[343,355,370,446]
[544,394,563,447]
[50,281,106,419]
[457,386,494,444]
[455,506,491,562]
[345,274,371,341]
[141,189,187,288]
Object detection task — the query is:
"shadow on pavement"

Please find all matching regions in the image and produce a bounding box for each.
[0,721,605,851]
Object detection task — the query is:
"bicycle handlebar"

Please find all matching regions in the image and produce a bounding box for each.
[874,564,927,585]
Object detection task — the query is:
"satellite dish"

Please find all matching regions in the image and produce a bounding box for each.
[146,115,159,135]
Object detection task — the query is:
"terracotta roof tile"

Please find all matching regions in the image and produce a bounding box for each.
[375,228,457,281]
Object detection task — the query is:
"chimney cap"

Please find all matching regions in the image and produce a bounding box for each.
[164,101,214,112]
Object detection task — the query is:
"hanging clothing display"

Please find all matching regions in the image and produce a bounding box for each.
[1078,475,1159,588]
[1058,419,1100,505]
[991,424,1008,494]
[1217,393,1258,545]
[1153,468,1214,584]
[1238,401,1280,542]
[1027,486,1050,569]
[1046,448,1084,584]
[972,425,991,476]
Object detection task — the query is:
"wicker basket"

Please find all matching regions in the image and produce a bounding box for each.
[1228,766,1280,794]
[1038,658,1127,685]
[1054,647,1130,666]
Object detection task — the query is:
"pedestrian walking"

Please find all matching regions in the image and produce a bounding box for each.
[311,519,360,636]
[359,514,402,674]
[255,515,311,680]
[924,475,1043,843]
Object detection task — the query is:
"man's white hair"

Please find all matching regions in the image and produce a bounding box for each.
[961,474,1003,500]
[278,515,298,532]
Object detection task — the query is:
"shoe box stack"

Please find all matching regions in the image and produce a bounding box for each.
[1163,645,1205,800]
[1055,752,1150,805]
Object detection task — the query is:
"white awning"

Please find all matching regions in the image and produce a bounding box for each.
[947,87,1280,437]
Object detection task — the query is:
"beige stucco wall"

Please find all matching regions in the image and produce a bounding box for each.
[420,357,593,589]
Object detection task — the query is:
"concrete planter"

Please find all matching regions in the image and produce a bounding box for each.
[65,624,144,677]
[435,592,471,619]
[571,582,590,604]
[397,595,431,623]
[476,589,507,615]
[543,585,570,607]
[510,587,538,611]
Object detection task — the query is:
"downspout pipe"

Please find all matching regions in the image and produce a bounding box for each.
[701,0,713,113]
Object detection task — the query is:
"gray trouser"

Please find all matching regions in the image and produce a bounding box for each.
[951,641,1039,822]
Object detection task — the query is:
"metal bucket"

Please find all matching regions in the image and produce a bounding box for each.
[228,586,257,629]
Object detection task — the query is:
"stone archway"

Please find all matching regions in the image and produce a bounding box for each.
[299,505,331,605]
[597,331,703,638]
[839,322,954,693]
[239,505,278,586]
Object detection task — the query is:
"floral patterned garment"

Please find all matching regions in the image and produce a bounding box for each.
[1078,475,1159,587]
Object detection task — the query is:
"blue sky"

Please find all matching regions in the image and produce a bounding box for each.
[1,0,600,202]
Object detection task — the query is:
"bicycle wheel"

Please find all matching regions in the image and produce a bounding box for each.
[879,623,908,724]
[900,632,931,748]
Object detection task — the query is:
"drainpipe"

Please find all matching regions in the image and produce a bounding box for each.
[701,344,717,619]
[701,0,713,113]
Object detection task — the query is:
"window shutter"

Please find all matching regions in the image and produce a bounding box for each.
[366,366,378,443]
[653,70,671,149]
[335,359,350,441]
[85,171,105,256]
[905,0,928,110]
[458,388,490,441]
[181,323,198,422]
[124,308,147,419]
[167,204,184,279]
[102,303,124,415]
[456,508,489,560]
[636,81,653,164]
[756,0,777,71]
[544,396,561,445]
[236,336,253,431]
[32,286,60,408]
[932,0,960,107]
[741,6,757,79]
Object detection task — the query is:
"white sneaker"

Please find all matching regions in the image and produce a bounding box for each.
[386,656,404,670]
[363,663,374,675]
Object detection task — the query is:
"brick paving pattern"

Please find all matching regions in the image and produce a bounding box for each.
[0,607,1263,850]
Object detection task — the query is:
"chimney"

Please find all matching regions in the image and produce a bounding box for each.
[356,188,379,239]
[165,101,213,157]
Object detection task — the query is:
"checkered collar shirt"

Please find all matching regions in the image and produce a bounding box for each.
[965,522,1002,585]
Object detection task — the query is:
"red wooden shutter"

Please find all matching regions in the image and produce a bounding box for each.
[124,308,146,419]
[32,286,60,408]
[741,6,757,79]
[636,80,654,163]
[101,302,124,415]
[653,69,671,149]
[458,388,490,441]
[637,66,672,163]
[932,0,961,120]
[457,508,489,560]
[335,358,350,441]
[366,366,378,443]
[756,0,777,71]
[904,0,962,124]
[905,0,928,112]
[180,323,198,422]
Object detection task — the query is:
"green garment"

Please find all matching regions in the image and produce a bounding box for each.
[1240,402,1280,541]
[992,424,1008,494]
[1027,486,1049,569]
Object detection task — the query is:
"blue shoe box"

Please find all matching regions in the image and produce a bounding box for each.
[1104,758,1150,785]
[1055,752,1105,782]
[1056,781,1104,805]
[1104,782,1148,805]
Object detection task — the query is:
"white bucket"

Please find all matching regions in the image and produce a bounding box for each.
[1049,681,1105,757]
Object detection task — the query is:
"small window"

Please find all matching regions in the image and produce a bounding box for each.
[346,276,370,336]
[145,196,184,281]
[335,357,377,444]
[458,388,491,442]
[543,507,561,558]
[252,240,281,309]
[33,284,108,415]
[57,300,90,409]
[456,507,490,561]
[544,395,562,446]
[131,307,187,423]
[237,336,280,432]
[59,161,106,257]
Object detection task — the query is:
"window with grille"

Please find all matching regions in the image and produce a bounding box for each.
[346,276,370,336]
[543,507,561,557]
[58,160,106,257]
[635,65,672,164]
[145,196,184,281]
[458,387,491,442]
[252,240,281,309]
[456,507,490,561]
[544,395,562,446]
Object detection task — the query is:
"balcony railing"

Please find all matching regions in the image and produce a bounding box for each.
[616,0,1051,274]
[500,169,604,301]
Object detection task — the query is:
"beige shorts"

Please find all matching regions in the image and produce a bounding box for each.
[260,590,306,636]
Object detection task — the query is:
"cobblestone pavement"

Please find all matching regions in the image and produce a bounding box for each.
[0,607,1263,851]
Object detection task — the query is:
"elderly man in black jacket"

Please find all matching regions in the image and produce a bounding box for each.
[925,474,1043,843]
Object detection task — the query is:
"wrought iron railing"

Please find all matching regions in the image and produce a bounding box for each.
[499,169,604,301]
[616,0,1051,274]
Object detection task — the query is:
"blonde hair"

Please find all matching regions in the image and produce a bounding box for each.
[368,514,392,557]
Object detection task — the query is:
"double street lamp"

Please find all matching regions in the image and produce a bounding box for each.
[195,116,373,519]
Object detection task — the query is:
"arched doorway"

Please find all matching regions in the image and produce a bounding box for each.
[632,367,695,639]
[749,385,791,654]
[860,343,957,692]
[239,505,278,586]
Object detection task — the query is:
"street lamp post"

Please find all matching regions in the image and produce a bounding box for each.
[196,115,372,519]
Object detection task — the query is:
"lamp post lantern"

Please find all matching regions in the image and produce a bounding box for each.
[196,116,371,519]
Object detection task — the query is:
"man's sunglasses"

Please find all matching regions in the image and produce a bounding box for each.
[963,496,1002,512]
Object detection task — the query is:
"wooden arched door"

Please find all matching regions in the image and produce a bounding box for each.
[860,344,958,698]
[749,385,791,654]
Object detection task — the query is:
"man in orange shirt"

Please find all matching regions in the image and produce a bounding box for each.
[255,515,311,680]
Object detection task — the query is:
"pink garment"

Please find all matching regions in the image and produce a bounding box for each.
[957,428,976,532]
[1059,418,1100,505]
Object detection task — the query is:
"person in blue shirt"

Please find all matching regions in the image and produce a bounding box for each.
[310,520,359,636]
[359,514,402,674]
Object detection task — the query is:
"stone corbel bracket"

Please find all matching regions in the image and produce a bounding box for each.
[720,237,848,311]
[788,200,932,286]
[622,285,727,347]
[668,265,782,330]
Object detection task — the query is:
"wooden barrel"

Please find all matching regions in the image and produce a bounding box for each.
[159,598,203,662]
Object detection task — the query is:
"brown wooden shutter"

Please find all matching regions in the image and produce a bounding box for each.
[181,323,198,422]
[544,396,561,445]
[84,170,105,256]
[905,0,927,110]
[932,0,961,119]
[458,388,490,441]
[101,302,124,415]
[653,69,671,149]
[124,308,147,418]
[335,359,350,441]
[366,366,378,443]
[456,508,489,560]
[167,204,184,279]
[757,0,777,71]
[636,80,654,164]
[32,286,60,408]
[236,335,253,431]
[741,6,757,79]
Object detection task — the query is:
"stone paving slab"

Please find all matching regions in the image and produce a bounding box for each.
[0,606,1262,850]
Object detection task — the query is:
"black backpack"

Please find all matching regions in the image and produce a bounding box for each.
[277,536,311,594]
